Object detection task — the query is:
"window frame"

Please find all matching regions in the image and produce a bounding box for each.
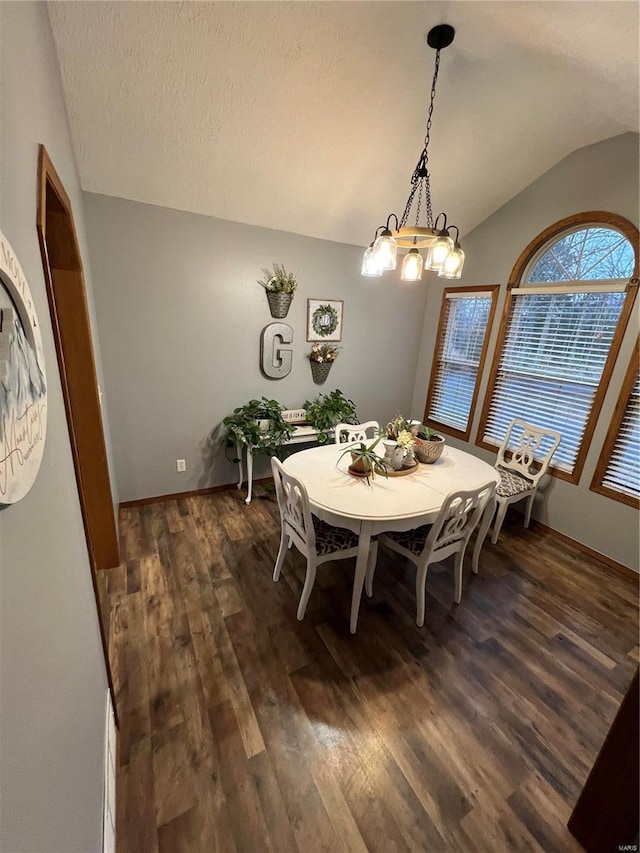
[590,340,640,508]
[423,284,499,441]
[475,211,639,485]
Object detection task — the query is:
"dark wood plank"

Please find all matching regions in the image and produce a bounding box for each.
[107,488,639,852]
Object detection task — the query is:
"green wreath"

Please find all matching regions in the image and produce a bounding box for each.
[312,304,339,337]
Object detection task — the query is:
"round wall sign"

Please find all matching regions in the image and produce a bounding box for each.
[0,229,47,504]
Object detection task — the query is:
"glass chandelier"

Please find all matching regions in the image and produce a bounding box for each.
[361,24,465,282]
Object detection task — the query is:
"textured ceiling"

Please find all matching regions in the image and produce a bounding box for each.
[48,1,639,247]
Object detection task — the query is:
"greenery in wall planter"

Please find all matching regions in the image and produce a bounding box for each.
[257,263,298,319]
[222,397,295,458]
[303,389,358,444]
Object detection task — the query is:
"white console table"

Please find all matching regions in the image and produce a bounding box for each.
[236,417,333,504]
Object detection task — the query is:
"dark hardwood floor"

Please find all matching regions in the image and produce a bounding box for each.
[102,485,639,852]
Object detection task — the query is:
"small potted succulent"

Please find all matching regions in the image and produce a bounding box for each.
[338,434,388,484]
[413,423,446,464]
[257,263,298,318]
[308,342,339,384]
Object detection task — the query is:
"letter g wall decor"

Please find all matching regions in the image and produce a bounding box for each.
[260,323,293,379]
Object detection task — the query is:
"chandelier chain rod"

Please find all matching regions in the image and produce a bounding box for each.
[422,46,442,165]
[399,46,442,231]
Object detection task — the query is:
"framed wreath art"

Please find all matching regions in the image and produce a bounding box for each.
[307,299,343,342]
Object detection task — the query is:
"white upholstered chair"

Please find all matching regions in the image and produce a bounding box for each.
[271,458,378,621]
[366,482,496,627]
[334,421,380,444]
[491,418,561,544]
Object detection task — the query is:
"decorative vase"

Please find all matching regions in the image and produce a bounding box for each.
[382,439,404,470]
[310,361,332,384]
[415,435,445,464]
[266,291,293,319]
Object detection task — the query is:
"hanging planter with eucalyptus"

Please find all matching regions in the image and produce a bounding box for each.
[257,263,298,318]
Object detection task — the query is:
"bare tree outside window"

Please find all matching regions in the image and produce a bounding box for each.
[528,227,634,283]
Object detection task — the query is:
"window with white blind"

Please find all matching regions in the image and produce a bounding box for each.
[424,286,498,439]
[477,216,638,484]
[591,343,640,507]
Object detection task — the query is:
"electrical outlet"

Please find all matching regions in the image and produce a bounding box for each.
[176,459,186,472]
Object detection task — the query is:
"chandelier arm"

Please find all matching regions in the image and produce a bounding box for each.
[434,212,448,232]
[385,214,399,232]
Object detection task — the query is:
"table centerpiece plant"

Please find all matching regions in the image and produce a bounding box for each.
[412,423,446,464]
[257,263,298,318]
[337,433,388,485]
[383,413,418,468]
[222,397,295,460]
[303,389,358,444]
[308,342,339,384]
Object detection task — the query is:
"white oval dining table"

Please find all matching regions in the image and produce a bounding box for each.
[282,442,499,633]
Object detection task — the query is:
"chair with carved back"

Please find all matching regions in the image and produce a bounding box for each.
[334,421,380,444]
[271,457,377,621]
[367,482,496,627]
[491,418,561,544]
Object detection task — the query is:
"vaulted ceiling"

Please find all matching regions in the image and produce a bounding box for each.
[48,1,639,247]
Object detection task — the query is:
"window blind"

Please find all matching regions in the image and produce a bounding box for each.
[601,369,640,498]
[427,290,494,433]
[482,286,627,474]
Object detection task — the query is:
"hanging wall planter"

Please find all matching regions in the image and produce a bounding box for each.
[310,361,332,384]
[308,342,339,384]
[257,263,298,319]
[266,291,293,319]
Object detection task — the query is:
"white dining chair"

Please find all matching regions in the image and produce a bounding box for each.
[491,418,561,544]
[334,421,380,444]
[271,458,378,621]
[367,482,496,627]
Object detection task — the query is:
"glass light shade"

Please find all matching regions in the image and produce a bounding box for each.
[401,249,424,281]
[361,245,382,277]
[372,232,397,271]
[425,233,454,271]
[439,244,465,279]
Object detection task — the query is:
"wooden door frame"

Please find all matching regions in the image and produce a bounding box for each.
[36,145,119,723]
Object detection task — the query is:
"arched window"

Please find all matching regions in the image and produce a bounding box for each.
[527,226,635,283]
[477,212,638,484]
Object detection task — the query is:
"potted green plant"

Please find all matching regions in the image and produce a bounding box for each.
[303,389,358,443]
[338,434,388,484]
[413,423,446,464]
[308,342,339,384]
[222,397,295,459]
[257,263,298,318]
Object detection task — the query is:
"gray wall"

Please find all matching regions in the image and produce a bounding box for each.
[411,132,640,572]
[84,194,429,502]
[0,3,115,850]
